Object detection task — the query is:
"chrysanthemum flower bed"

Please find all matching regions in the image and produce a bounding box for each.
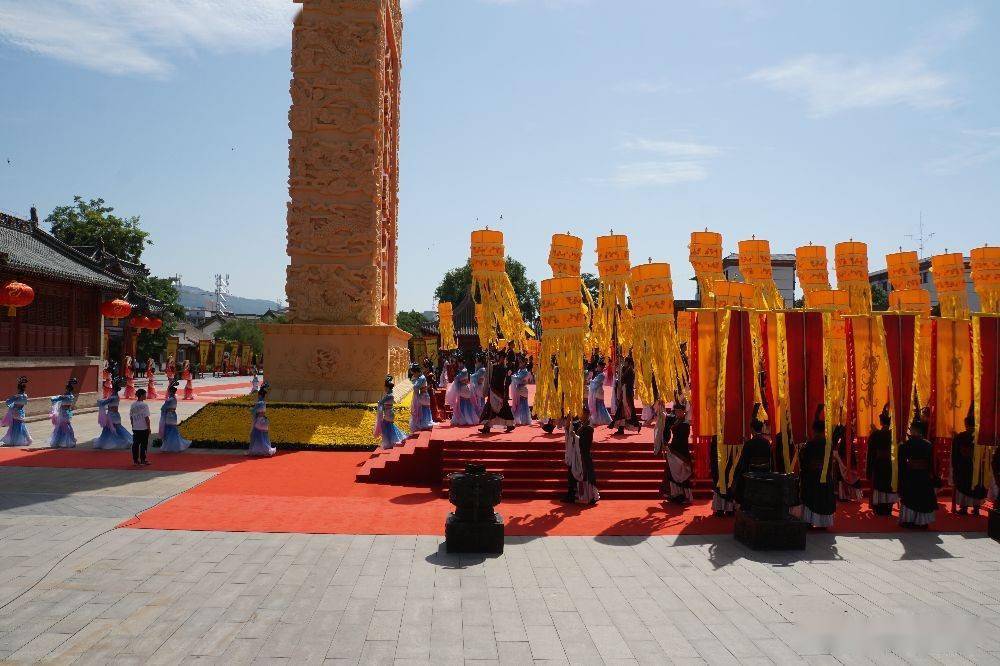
[179,392,412,451]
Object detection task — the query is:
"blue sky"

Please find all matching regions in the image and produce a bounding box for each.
[1,0,998,311]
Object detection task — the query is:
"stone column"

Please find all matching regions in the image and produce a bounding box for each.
[262,0,410,404]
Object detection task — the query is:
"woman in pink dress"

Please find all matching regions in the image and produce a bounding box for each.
[145,358,158,399]
[182,360,194,400]
[123,355,135,399]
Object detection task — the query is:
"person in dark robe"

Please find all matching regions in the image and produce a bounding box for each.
[990,444,1000,510]
[709,436,735,516]
[480,352,515,433]
[733,404,773,508]
[866,405,897,516]
[898,417,937,527]
[562,406,598,504]
[797,407,836,528]
[950,413,984,515]
[610,355,641,435]
[662,398,693,504]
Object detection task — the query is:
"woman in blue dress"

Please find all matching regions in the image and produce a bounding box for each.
[510,360,532,426]
[248,381,277,457]
[159,381,192,453]
[2,376,33,447]
[49,378,78,448]
[470,359,487,416]
[375,376,407,449]
[446,365,480,426]
[587,360,613,426]
[408,365,434,434]
[94,378,133,450]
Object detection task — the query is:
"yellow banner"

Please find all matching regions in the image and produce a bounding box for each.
[935,318,972,439]
[848,315,891,438]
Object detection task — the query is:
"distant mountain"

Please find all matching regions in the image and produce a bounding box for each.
[178,284,282,315]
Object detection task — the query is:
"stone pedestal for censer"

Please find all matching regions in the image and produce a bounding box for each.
[445,464,504,554]
[734,471,808,550]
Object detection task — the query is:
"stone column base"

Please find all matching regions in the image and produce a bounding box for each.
[260,323,411,404]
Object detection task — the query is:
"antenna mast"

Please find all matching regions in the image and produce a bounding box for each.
[905,210,935,259]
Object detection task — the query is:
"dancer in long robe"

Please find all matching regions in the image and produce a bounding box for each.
[375,376,407,450]
[248,382,277,457]
[470,360,487,416]
[165,356,176,385]
[182,360,194,400]
[480,357,514,433]
[250,372,260,395]
[145,358,158,399]
[732,404,772,508]
[662,399,693,505]
[587,360,612,427]
[610,355,641,435]
[866,406,897,515]
[446,366,480,426]
[898,418,937,527]
[159,381,192,453]
[951,413,984,515]
[510,361,532,426]
[94,379,133,450]
[2,376,32,447]
[123,356,135,400]
[796,410,835,528]
[49,378,78,449]
[563,408,599,504]
[408,364,435,434]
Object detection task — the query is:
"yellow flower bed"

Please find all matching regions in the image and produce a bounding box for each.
[178,392,413,449]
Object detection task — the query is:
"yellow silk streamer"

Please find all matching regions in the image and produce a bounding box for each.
[935,318,972,438]
[773,312,793,471]
[875,315,899,492]
[797,245,831,306]
[835,241,873,315]
[690,231,726,306]
[630,263,684,405]
[471,230,526,350]
[972,315,984,487]
[715,309,732,493]
[932,253,970,320]
[739,239,784,310]
[821,311,848,483]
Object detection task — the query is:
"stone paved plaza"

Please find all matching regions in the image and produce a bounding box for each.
[1,462,999,666]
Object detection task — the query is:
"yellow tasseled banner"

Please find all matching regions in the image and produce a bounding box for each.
[630,263,684,405]
[471,230,526,351]
[438,301,457,351]
[797,245,831,305]
[536,277,588,420]
[971,246,1000,314]
[738,239,784,310]
[593,235,633,355]
[821,311,848,483]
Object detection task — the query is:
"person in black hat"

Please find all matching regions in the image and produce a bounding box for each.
[898,413,937,528]
[480,353,515,434]
[950,410,984,516]
[732,403,773,508]
[796,404,836,528]
[866,404,897,516]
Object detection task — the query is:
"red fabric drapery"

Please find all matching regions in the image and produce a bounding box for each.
[784,311,824,443]
[883,313,916,442]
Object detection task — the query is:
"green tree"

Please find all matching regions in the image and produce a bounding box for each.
[135,276,184,361]
[434,258,540,322]
[214,319,265,355]
[581,272,600,304]
[47,196,151,262]
[871,283,889,311]
[396,310,428,337]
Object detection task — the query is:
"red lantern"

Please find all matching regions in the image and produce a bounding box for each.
[129,315,147,330]
[101,299,132,326]
[0,280,34,317]
[147,317,163,331]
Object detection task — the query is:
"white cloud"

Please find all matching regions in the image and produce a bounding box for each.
[607,162,709,186]
[747,13,975,117]
[599,137,723,187]
[927,128,1000,176]
[748,53,954,117]
[0,0,297,76]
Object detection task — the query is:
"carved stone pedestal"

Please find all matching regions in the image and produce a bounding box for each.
[261,323,410,404]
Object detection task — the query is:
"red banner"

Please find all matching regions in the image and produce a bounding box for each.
[882,313,916,442]
[976,315,1000,445]
[721,310,756,446]
[784,311,824,443]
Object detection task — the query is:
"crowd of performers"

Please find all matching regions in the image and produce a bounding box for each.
[0,372,280,461]
[101,355,196,402]
[373,345,1000,523]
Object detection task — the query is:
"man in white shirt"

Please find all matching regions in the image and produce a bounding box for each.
[130,389,151,465]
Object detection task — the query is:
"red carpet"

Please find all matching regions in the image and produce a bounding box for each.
[123,450,990,536]
[0,447,241,473]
